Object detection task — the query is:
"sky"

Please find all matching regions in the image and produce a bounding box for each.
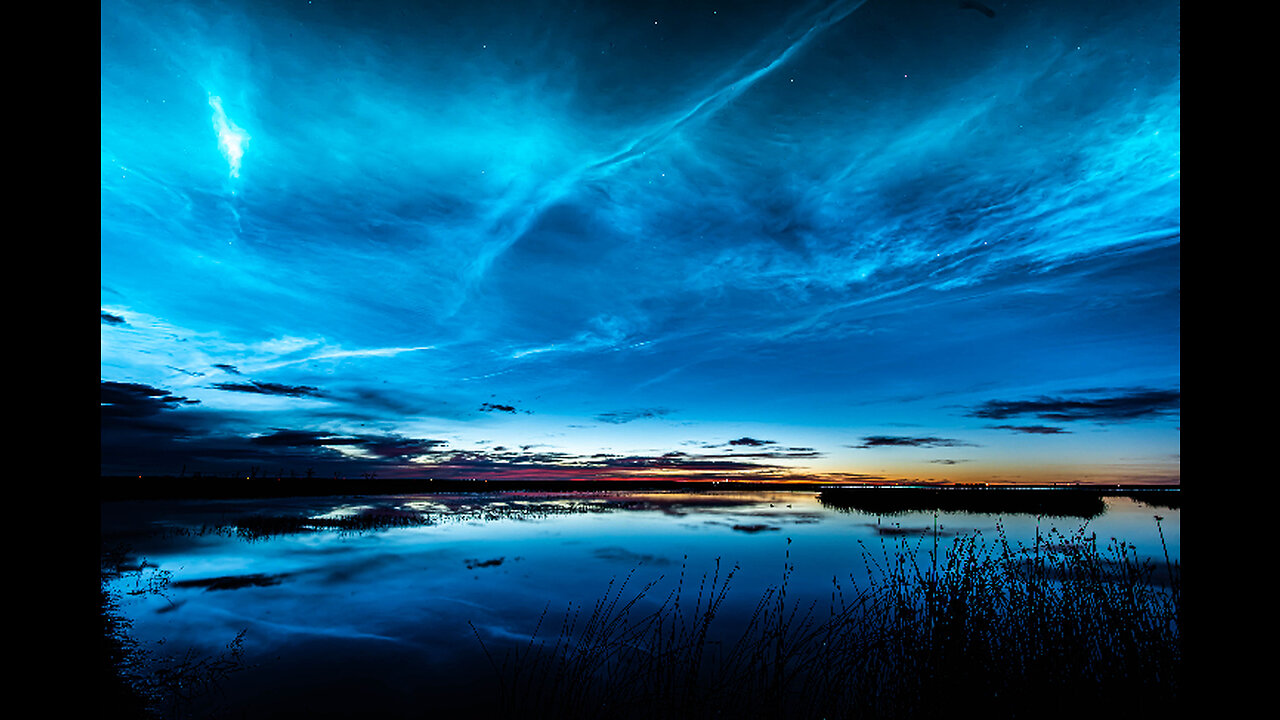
[100,0,1180,485]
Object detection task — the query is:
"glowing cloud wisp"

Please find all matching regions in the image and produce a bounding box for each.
[209,94,250,178]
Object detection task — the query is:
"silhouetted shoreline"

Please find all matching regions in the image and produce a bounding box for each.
[820,485,1180,517]
[99,474,1179,509]
[100,476,1181,718]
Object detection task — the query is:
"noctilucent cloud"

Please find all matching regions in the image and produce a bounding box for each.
[101,0,1180,485]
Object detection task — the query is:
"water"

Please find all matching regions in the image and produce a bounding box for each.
[100,489,1179,718]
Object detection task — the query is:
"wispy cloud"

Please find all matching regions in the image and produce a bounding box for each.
[455,0,873,296]
[208,94,250,178]
[254,345,436,371]
[595,408,674,424]
[100,0,1179,483]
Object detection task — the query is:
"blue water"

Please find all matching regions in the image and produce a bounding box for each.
[101,490,1179,717]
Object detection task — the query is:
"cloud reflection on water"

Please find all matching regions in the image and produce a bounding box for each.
[102,490,1179,718]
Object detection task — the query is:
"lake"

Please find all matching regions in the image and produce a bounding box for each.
[100,488,1180,718]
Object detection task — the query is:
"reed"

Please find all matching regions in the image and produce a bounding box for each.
[477,517,1180,719]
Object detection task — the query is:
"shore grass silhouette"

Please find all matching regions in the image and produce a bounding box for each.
[100,546,248,719]
[101,493,1180,718]
[476,517,1180,719]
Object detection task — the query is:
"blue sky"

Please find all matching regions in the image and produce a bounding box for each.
[101,0,1180,483]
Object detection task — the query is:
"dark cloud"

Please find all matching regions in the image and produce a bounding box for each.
[480,403,517,413]
[211,381,323,398]
[101,381,200,418]
[967,388,1180,423]
[852,436,976,449]
[101,382,243,475]
[101,384,448,476]
[989,424,1072,434]
[595,408,672,424]
[694,437,817,458]
[361,436,449,460]
[251,430,365,447]
[252,430,447,460]
[101,312,127,325]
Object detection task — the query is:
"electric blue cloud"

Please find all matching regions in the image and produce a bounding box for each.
[101,0,1180,484]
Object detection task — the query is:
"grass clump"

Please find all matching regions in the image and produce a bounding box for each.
[477,517,1180,719]
[100,546,249,719]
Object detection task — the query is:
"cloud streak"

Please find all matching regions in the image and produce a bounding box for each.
[595,408,673,424]
[208,94,250,178]
[967,388,1180,423]
[457,0,871,295]
[851,436,977,449]
[988,425,1072,435]
[211,381,324,398]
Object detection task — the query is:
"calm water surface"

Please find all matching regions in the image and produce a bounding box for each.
[101,490,1179,718]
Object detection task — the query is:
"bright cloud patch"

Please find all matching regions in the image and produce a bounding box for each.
[209,94,250,178]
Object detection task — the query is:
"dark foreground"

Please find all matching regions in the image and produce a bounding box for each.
[100,482,1179,719]
[105,522,1179,719]
[483,521,1181,719]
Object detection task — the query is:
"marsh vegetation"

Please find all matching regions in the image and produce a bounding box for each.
[100,490,1179,719]
[479,519,1180,719]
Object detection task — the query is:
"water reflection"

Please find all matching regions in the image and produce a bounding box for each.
[101,490,1179,718]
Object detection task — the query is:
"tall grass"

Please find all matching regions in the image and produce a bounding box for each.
[476,517,1180,719]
